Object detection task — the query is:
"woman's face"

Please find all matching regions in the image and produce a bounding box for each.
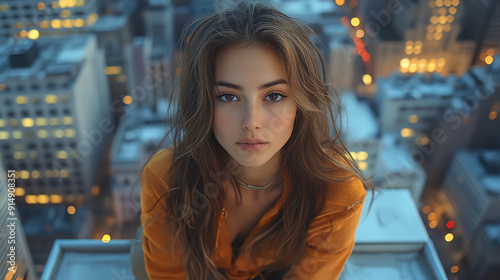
[212,44,297,168]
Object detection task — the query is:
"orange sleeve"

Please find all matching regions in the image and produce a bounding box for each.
[141,152,187,279]
[284,178,366,280]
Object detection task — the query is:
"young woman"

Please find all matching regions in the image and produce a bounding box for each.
[140,1,374,279]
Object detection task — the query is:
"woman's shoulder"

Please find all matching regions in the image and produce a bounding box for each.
[143,147,175,179]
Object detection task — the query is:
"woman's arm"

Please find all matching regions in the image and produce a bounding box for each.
[284,179,367,280]
[141,154,187,279]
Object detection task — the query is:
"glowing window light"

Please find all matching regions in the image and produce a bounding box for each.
[449,7,457,14]
[37,130,48,138]
[409,63,418,73]
[0,119,5,127]
[1,131,10,140]
[28,29,39,40]
[38,195,49,204]
[362,74,372,85]
[14,187,25,196]
[438,7,447,14]
[488,112,497,120]
[20,170,30,179]
[60,9,71,17]
[447,15,454,23]
[76,0,86,6]
[123,95,133,105]
[356,29,365,38]
[12,131,23,139]
[430,16,438,24]
[88,13,98,25]
[62,19,72,28]
[436,0,443,7]
[60,169,69,178]
[487,49,495,56]
[65,129,76,138]
[62,116,73,125]
[26,195,37,204]
[105,66,122,75]
[434,32,443,40]
[409,115,419,124]
[401,128,414,138]
[50,195,63,203]
[358,162,368,170]
[73,18,84,28]
[414,48,422,55]
[400,58,410,68]
[423,205,431,214]
[45,94,58,103]
[49,118,60,126]
[32,170,40,179]
[40,20,49,29]
[22,118,34,127]
[54,129,64,138]
[436,25,444,32]
[444,0,452,7]
[14,152,27,160]
[19,30,28,38]
[91,185,100,196]
[56,151,68,159]
[485,55,494,65]
[450,266,459,273]
[420,137,430,145]
[428,212,437,220]
[51,19,62,29]
[429,220,438,228]
[335,0,345,5]
[405,47,413,55]
[350,151,357,160]
[446,221,455,229]
[445,233,454,242]
[451,0,459,6]
[357,151,368,161]
[16,96,28,104]
[102,234,111,243]
[67,205,76,215]
[351,17,360,27]
[35,117,47,126]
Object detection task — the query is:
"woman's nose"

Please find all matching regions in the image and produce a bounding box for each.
[241,102,262,131]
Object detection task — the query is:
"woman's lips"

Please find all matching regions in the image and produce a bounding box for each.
[237,143,267,151]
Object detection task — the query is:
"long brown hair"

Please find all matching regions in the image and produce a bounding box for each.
[140,1,374,279]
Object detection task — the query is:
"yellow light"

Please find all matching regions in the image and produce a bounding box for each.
[406,41,413,47]
[50,195,63,203]
[56,151,68,159]
[358,162,368,170]
[20,170,30,179]
[54,130,64,138]
[37,130,48,138]
[436,0,443,7]
[335,0,345,5]
[14,152,27,160]
[351,17,360,27]
[38,195,49,204]
[409,63,417,73]
[67,0,76,7]
[362,74,372,85]
[51,19,62,29]
[65,129,76,138]
[19,30,27,38]
[88,13,98,25]
[439,7,447,14]
[357,151,368,161]
[14,187,25,196]
[62,116,73,125]
[49,118,60,126]
[1,131,11,140]
[22,118,34,127]
[60,169,69,178]
[449,7,457,14]
[102,234,111,243]
[444,0,452,7]
[105,66,122,75]
[76,0,86,6]
[26,195,37,204]
[59,0,67,8]
[420,137,430,145]
[445,233,454,242]
[434,32,443,40]
[489,112,497,120]
[400,58,410,68]
[485,55,494,65]
[60,9,71,17]
[35,117,47,126]
[430,16,438,24]
[51,1,59,8]
[0,119,5,127]
[40,20,49,29]
[32,170,40,179]
[62,19,72,28]
[91,185,100,196]
[487,48,495,56]
[414,48,421,55]
[429,220,438,228]
[12,131,23,139]
[452,0,459,6]
[356,29,365,38]
[450,266,459,273]
[438,16,447,24]
[350,151,357,160]
[447,15,454,22]
[27,29,39,40]
[409,115,419,123]
[67,205,76,215]
[73,18,85,28]
[16,96,28,104]
[423,205,431,214]
[45,94,58,103]
[436,25,444,32]
[401,128,414,138]
[405,47,413,55]
[428,212,437,220]
[123,95,133,105]
[37,2,45,10]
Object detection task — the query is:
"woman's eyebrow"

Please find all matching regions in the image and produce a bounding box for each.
[214,79,288,90]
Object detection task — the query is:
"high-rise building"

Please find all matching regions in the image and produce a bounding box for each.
[0,34,112,203]
[0,160,36,280]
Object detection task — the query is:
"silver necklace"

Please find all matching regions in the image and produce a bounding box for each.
[234,173,281,190]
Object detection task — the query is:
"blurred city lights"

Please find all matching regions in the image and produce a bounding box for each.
[445,233,454,242]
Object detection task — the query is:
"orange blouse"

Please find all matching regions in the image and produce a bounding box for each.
[141,148,367,280]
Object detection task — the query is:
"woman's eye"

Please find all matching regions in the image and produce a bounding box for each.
[218,94,238,102]
[266,92,287,102]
